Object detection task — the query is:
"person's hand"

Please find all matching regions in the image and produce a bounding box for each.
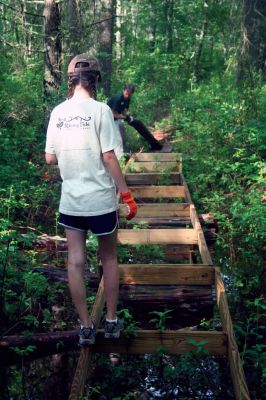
[120,191,137,220]
[124,115,134,124]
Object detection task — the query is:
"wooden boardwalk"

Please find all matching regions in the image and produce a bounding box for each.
[69,150,250,400]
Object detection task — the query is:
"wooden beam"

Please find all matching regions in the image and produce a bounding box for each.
[190,205,201,230]
[190,205,213,265]
[164,245,195,262]
[118,229,198,245]
[119,203,191,218]
[68,279,105,400]
[93,330,227,356]
[125,217,191,228]
[130,185,186,198]
[180,174,192,203]
[215,268,250,400]
[133,152,182,162]
[119,264,214,285]
[130,161,180,173]
[126,173,182,185]
[198,231,213,265]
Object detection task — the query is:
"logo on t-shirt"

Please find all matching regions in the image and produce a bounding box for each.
[56,116,91,130]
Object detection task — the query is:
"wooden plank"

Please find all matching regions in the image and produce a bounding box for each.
[134,152,182,162]
[119,203,191,218]
[93,330,227,356]
[190,205,201,230]
[127,217,191,228]
[164,245,195,262]
[126,172,182,185]
[68,279,105,400]
[130,185,186,198]
[190,205,213,265]
[215,268,250,400]
[119,264,214,285]
[131,161,180,173]
[118,229,198,245]
[180,174,192,203]
[198,231,213,265]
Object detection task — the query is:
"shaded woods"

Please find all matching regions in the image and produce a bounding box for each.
[0,1,265,399]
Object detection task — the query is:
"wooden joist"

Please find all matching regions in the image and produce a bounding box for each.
[68,279,105,400]
[119,264,214,285]
[215,268,250,400]
[125,172,182,185]
[133,152,182,162]
[130,185,186,198]
[119,203,191,217]
[118,228,198,245]
[190,205,213,265]
[93,330,227,356]
[129,161,180,173]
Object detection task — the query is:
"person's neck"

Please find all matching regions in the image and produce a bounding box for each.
[73,86,91,99]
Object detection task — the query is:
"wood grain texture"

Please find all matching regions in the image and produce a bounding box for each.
[133,152,182,162]
[68,279,105,400]
[118,228,198,245]
[119,264,214,285]
[93,330,227,355]
[215,268,250,400]
[125,172,182,185]
[130,185,186,198]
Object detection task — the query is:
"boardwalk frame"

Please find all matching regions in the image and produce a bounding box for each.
[69,152,250,400]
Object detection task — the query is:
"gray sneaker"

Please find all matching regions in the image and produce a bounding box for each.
[79,323,96,346]
[103,319,123,339]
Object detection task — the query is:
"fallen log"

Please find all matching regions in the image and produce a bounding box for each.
[120,284,214,329]
[0,330,78,365]
[35,267,213,328]
[35,267,100,287]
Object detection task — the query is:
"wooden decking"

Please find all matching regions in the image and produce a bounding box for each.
[68,150,250,400]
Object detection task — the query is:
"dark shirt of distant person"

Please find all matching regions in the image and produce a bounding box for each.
[107,84,135,120]
[107,84,135,157]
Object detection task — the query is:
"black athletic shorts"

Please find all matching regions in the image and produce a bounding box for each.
[58,210,118,236]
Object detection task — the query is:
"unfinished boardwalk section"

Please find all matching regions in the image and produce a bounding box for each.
[69,152,250,400]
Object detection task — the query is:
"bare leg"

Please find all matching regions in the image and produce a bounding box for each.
[97,230,119,320]
[65,228,91,328]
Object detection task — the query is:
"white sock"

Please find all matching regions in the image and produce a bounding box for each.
[106,318,118,323]
[80,323,94,329]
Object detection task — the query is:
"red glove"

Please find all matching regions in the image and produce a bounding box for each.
[120,191,137,220]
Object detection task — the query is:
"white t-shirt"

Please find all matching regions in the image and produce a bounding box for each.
[45,95,121,216]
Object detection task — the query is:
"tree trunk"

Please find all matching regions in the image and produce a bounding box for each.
[43,0,61,108]
[0,3,7,48]
[238,0,266,80]
[193,17,208,85]
[68,0,81,57]
[115,0,122,59]
[98,0,115,96]
[0,330,78,365]
[165,0,174,53]
[21,1,29,59]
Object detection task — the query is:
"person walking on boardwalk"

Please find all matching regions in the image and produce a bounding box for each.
[45,54,137,345]
[107,84,135,158]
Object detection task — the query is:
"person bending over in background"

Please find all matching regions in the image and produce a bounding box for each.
[107,84,135,158]
[45,54,137,346]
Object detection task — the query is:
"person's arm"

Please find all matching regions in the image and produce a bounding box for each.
[112,110,125,119]
[102,150,128,193]
[102,150,137,220]
[45,153,58,165]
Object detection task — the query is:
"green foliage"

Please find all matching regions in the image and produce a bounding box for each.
[117,308,139,338]
[149,309,173,332]
[11,345,37,356]
[0,0,265,397]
